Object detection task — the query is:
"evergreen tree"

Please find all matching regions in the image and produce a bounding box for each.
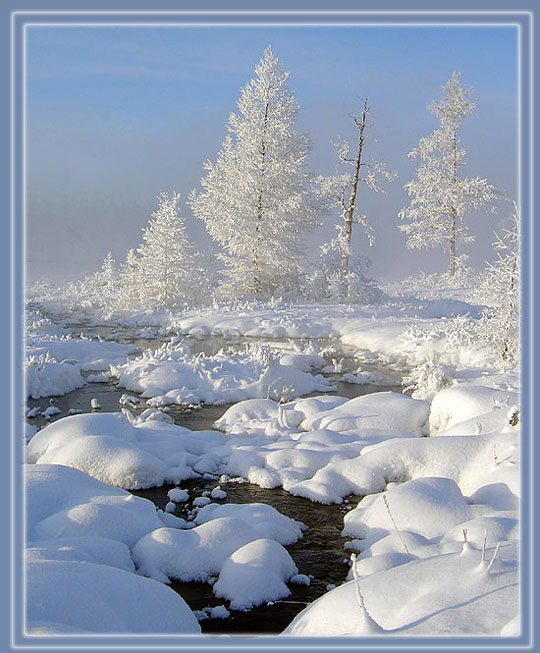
[399,72,496,275]
[135,191,201,309]
[118,248,141,309]
[189,46,320,297]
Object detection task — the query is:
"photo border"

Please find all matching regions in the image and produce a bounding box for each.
[6,5,536,652]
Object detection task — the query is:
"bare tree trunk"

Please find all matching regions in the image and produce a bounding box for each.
[449,125,458,276]
[253,100,269,295]
[502,254,518,361]
[341,98,369,274]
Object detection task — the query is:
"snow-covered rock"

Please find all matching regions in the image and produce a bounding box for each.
[193,502,305,545]
[213,538,298,610]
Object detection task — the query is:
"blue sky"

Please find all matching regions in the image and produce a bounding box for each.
[25,25,518,283]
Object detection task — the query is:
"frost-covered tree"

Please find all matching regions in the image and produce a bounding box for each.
[100,252,117,295]
[477,201,520,366]
[79,251,117,307]
[134,191,202,309]
[117,248,141,309]
[189,46,319,297]
[316,99,395,299]
[399,72,496,275]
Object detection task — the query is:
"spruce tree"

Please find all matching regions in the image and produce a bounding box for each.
[189,46,319,297]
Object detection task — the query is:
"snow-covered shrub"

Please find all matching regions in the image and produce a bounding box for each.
[398,314,480,366]
[474,202,519,368]
[304,243,382,304]
[402,357,453,401]
[383,255,478,299]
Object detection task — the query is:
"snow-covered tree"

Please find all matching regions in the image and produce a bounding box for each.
[316,99,395,299]
[399,72,496,275]
[100,252,117,295]
[477,201,520,366]
[189,46,320,297]
[117,248,141,309]
[134,191,202,310]
[78,251,117,308]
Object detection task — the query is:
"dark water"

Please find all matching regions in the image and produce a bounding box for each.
[26,310,405,634]
[133,479,361,635]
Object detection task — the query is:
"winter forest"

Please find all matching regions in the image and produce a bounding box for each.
[23,30,522,644]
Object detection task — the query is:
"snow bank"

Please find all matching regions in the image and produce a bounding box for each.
[27,337,137,372]
[213,538,298,610]
[429,385,519,432]
[26,464,200,634]
[303,391,430,435]
[26,535,135,572]
[26,559,200,634]
[283,541,518,636]
[342,477,473,541]
[112,341,334,407]
[26,412,210,489]
[25,357,84,399]
[289,428,518,504]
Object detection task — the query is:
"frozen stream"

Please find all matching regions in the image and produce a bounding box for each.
[26,314,406,634]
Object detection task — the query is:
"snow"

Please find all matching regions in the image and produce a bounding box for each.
[193,502,305,545]
[210,487,227,499]
[283,541,518,636]
[132,518,262,584]
[112,340,334,407]
[429,384,519,432]
[27,559,200,634]
[26,358,84,400]
[26,412,206,489]
[304,391,429,435]
[342,477,473,541]
[25,464,200,634]
[213,538,298,610]
[289,427,518,504]
[168,487,189,503]
[205,605,230,619]
[23,292,521,636]
[87,373,109,383]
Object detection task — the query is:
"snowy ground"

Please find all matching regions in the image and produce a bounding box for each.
[23,295,520,638]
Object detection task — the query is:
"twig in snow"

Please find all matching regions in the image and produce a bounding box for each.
[486,542,501,572]
[383,494,411,555]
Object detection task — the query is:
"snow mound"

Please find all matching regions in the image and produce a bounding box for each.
[213,538,298,610]
[26,412,206,489]
[26,358,84,399]
[132,518,260,583]
[342,477,473,541]
[35,435,170,490]
[25,463,200,633]
[26,559,200,634]
[193,502,305,545]
[430,385,519,433]
[26,536,134,572]
[303,391,429,436]
[289,430,518,504]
